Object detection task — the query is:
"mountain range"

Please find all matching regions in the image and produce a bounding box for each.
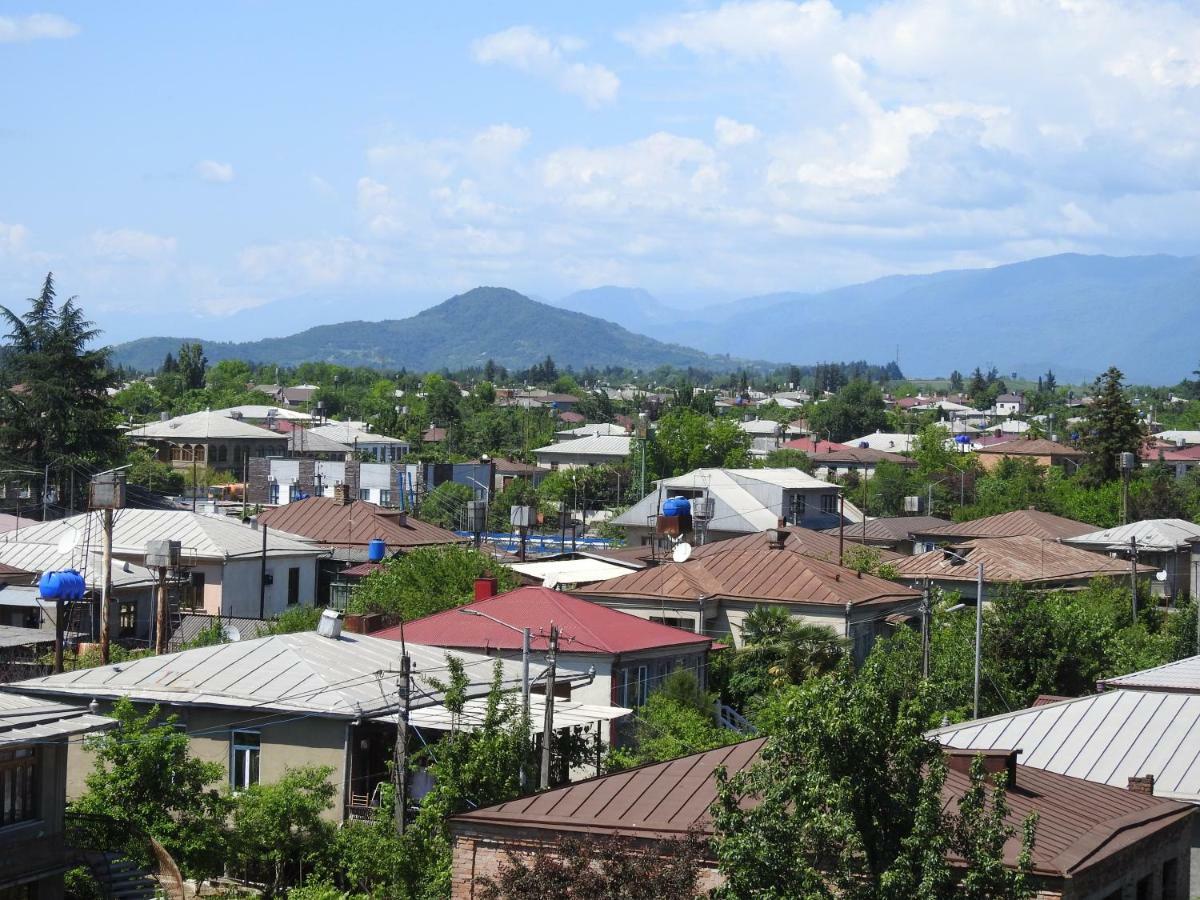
[109,253,1200,383]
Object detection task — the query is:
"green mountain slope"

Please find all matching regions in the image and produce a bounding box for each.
[111,287,742,373]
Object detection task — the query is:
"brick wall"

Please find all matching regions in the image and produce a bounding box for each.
[247,458,271,504]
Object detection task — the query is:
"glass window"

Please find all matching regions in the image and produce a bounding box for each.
[379,489,392,505]
[268,482,280,504]
[118,602,137,638]
[359,489,371,501]
[287,568,300,606]
[820,494,838,514]
[620,666,648,708]
[0,747,38,827]
[231,731,260,791]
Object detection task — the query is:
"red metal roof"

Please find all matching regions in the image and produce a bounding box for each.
[258,497,465,550]
[914,509,1095,541]
[371,585,712,655]
[781,437,916,466]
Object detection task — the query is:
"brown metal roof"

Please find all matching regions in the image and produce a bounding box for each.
[258,497,465,550]
[691,528,902,564]
[822,516,951,543]
[781,438,917,466]
[976,438,1084,457]
[453,738,1193,878]
[892,534,1155,585]
[915,509,1095,541]
[576,529,917,608]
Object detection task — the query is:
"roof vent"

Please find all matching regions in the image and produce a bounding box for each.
[945,748,1019,787]
[766,528,788,549]
[317,608,344,640]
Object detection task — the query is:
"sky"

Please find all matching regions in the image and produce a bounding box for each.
[2,0,1200,341]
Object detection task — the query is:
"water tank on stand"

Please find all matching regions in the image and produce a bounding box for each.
[367,539,387,562]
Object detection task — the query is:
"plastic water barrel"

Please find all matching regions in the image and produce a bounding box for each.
[367,539,387,562]
[38,570,61,599]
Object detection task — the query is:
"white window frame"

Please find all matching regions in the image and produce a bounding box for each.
[230,730,260,791]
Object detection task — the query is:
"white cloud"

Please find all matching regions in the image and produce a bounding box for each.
[90,228,177,261]
[195,160,235,183]
[470,124,531,162]
[239,237,386,288]
[472,26,619,107]
[0,222,29,255]
[0,13,79,42]
[356,177,404,236]
[714,116,760,146]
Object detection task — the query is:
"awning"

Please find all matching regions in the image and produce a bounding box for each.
[376,696,632,735]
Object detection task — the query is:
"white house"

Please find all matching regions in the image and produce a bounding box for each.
[533,434,632,469]
[307,422,410,462]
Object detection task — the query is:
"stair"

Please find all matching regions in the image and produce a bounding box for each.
[80,851,160,900]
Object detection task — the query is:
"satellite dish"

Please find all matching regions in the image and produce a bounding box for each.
[55,529,79,556]
[222,625,242,642]
[542,575,559,590]
[672,541,693,564]
[1156,570,1168,583]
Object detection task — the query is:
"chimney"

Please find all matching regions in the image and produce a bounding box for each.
[946,748,1019,787]
[332,483,353,506]
[1128,774,1155,795]
[474,574,498,601]
[767,527,788,549]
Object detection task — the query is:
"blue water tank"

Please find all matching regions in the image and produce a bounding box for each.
[64,570,85,600]
[39,569,85,600]
[367,539,387,563]
[38,570,61,599]
[663,496,692,517]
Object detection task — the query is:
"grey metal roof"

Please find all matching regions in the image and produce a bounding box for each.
[308,423,409,446]
[1065,519,1200,552]
[929,689,1200,803]
[0,692,115,745]
[287,428,352,454]
[5,631,525,720]
[0,542,157,589]
[167,614,273,651]
[533,435,632,457]
[130,409,286,441]
[0,625,60,649]
[1099,655,1200,692]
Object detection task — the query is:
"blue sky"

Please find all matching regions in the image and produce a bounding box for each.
[2,0,1199,341]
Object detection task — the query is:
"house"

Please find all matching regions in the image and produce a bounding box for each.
[533,434,632,470]
[781,437,917,480]
[992,392,1027,415]
[553,423,629,443]
[508,557,642,591]
[2,510,325,619]
[975,438,1085,472]
[214,405,313,425]
[1154,430,1200,447]
[285,426,354,460]
[372,584,710,752]
[1064,519,1200,601]
[449,738,1192,900]
[821,515,951,555]
[1142,440,1200,479]
[911,508,1096,544]
[492,458,548,492]
[253,383,319,408]
[422,426,448,445]
[504,390,580,411]
[128,409,288,473]
[3,630,541,822]
[305,422,410,462]
[575,526,919,662]
[247,458,421,508]
[737,419,805,457]
[0,693,115,899]
[610,468,851,548]
[892,534,1155,601]
[847,431,919,454]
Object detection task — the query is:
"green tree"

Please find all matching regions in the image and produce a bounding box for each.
[423,373,462,428]
[1079,366,1145,484]
[177,342,207,391]
[125,447,186,495]
[490,477,540,531]
[758,447,813,471]
[73,698,231,879]
[266,605,323,634]
[807,379,888,443]
[346,544,517,618]
[418,480,473,529]
[949,370,964,393]
[650,408,751,477]
[607,670,737,771]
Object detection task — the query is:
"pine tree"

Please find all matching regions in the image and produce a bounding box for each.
[949,370,964,393]
[1080,366,1145,484]
[968,368,987,398]
[1042,370,1056,393]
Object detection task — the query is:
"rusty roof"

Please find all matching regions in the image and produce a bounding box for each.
[258,497,465,550]
[914,509,1095,541]
[781,437,917,466]
[576,529,917,608]
[892,534,1155,585]
[690,527,902,565]
[453,737,1192,878]
[976,438,1084,457]
[821,516,951,543]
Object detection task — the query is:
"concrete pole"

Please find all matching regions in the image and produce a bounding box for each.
[99,508,113,665]
[973,562,984,720]
[539,625,559,791]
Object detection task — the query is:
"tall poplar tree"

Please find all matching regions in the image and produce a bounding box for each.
[1080,366,1144,484]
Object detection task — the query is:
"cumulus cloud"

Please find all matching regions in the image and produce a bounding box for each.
[472,26,619,107]
[90,228,177,261]
[0,13,79,42]
[195,160,235,183]
[0,222,29,255]
[714,116,760,146]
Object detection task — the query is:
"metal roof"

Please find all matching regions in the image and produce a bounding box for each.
[0,691,115,745]
[1098,655,1200,692]
[915,509,1096,541]
[129,409,286,441]
[555,423,630,438]
[398,697,631,735]
[1154,430,1200,446]
[821,516,950,543]
[893,535,1153,585]
[287,428,353,454]
[5,631,525,719]
[259,498,463,550]
[0,541,157,589]
[781,438,916,465]
[510,558,637,588]
[690,528,901,565]
[214,405,312,421]
[307,423,409,446]
[0,625,60,649]
[374,586,712,655]
[1,510,324,562]
[976,438,1083,457]
[167,614,273,651]
[1065,519,1200,552]
[533,435,632,457]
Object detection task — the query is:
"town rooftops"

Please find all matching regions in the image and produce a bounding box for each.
[259,497,463,550]
[1097,654,1200,693]
[0,541,156,589]
[1064,519,1200,552]
[493,458,544,477]
[555,423,630,439]
[892,534,1154,586]
[533,434,632,457]
[214,405,313,422]
[509,558,642,589]
[2,509,323,562]
[5,631,524,719]
[129,409,285,442]
[1153,430,1200,446]
[847,431,918,453]
[307,422,409,446]
[822,516,951,543]
[286,428,353,455]
[975,438,1084,458]
[690,526,901,565]
[0,692,115,746]
[914,509,1095,542]
[373,586,712,656]
[781,437,916,466]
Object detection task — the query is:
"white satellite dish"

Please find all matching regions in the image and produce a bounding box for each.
[1156,570,1168,583]
[542,575,560,590]
[672,541,693,564]
[222,625,242,642]
[55,529,79,556]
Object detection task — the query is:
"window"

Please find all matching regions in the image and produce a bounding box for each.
[649,615,691,631]
[820,494,838,514]
[619,665,648,708]
[118,601,137,638]
[287,567,301,606]
[359,489,371,501]
[230,731,260,790]
[379,489,392,505]
[218,445,228,463]
[188,572,205,611]
[786,492,805,525]
[1163,858,1179,900]
[268,482,280,504]
[0,747,38,827]
[288,484,301,502]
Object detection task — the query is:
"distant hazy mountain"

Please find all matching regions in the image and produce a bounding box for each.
[110,287,745,373]
[554,286,677,336]
[665,253,1200,383]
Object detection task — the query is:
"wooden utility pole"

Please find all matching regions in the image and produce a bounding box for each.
[539,625,560,791]
[99,507,113,664]
[393,654,411,836]
[258,522,268,619]
[1130,536,1139,621]
[53,595,64,674]
[154,567,169,654]
[920,587,931,679]
[838,494,845,565]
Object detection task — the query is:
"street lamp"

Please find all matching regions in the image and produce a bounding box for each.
[458,608,532,786]
[941,547,985,719]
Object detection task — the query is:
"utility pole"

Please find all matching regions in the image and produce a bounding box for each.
[191,454,198,513]
[53,593,64,674]
[42,464,49,521]
[154,566,169,654]
[539,624,559,791]
[1130,536,1139,621]
[241,454,249,520]
[393,654,411,836]
[920,587,931,679]
[99,507,113,665]
[838,494,845,565]
[258,521,268,619]
[973,562,984,720]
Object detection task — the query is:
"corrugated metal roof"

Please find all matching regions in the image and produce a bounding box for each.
[0,692,115,745]
[0,625,59,649]
[401,697,631,735]
[259,498,463,550]
[213,405,312,421]
[556,423,630,438]
[1,510,324,562]
[129,409,285,441]
[893,535,1153,585]
[308,423,409,446]
[782,438,916,466]
[915,509,1095,541]
[976,438,1083,457]
[510,558,637,587]
[822,516,950,543]
[287,428,352,454]
[0,541,156,589]
[1065,519,1200,552]
[167,614,273,650]
[930,689,1200,803]
[533,435,632,457]
[374,586,712,655]
[5,631,524,719]
[1098,655,1200,692]
[690,528,901,565]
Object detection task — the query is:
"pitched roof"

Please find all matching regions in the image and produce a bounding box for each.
[129,409,286,442]
[454,736,1191,878]
[0,541,157,589]
[1098,655,1200,692]
[915,509,1095,541]
[556,423,630,438]
[1065,519,1200,552]
[258,497,463,550]
[287,428,352,454]
[510,558,644,588]
[493,458,543,476]
[822,516,951,543]
[690,527,901,565]
[782,438,916,466]
[976,438,1083,457]
[533,434,632,457]
[1,510,323,562]
[0,514,40,535]
[0,692,115,745]
[307,422,408,446]
[167,613,273,651]
[373,586,712,655]
[892,535,1153,585]
[577,531,918,609]
[6,631,522,718]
